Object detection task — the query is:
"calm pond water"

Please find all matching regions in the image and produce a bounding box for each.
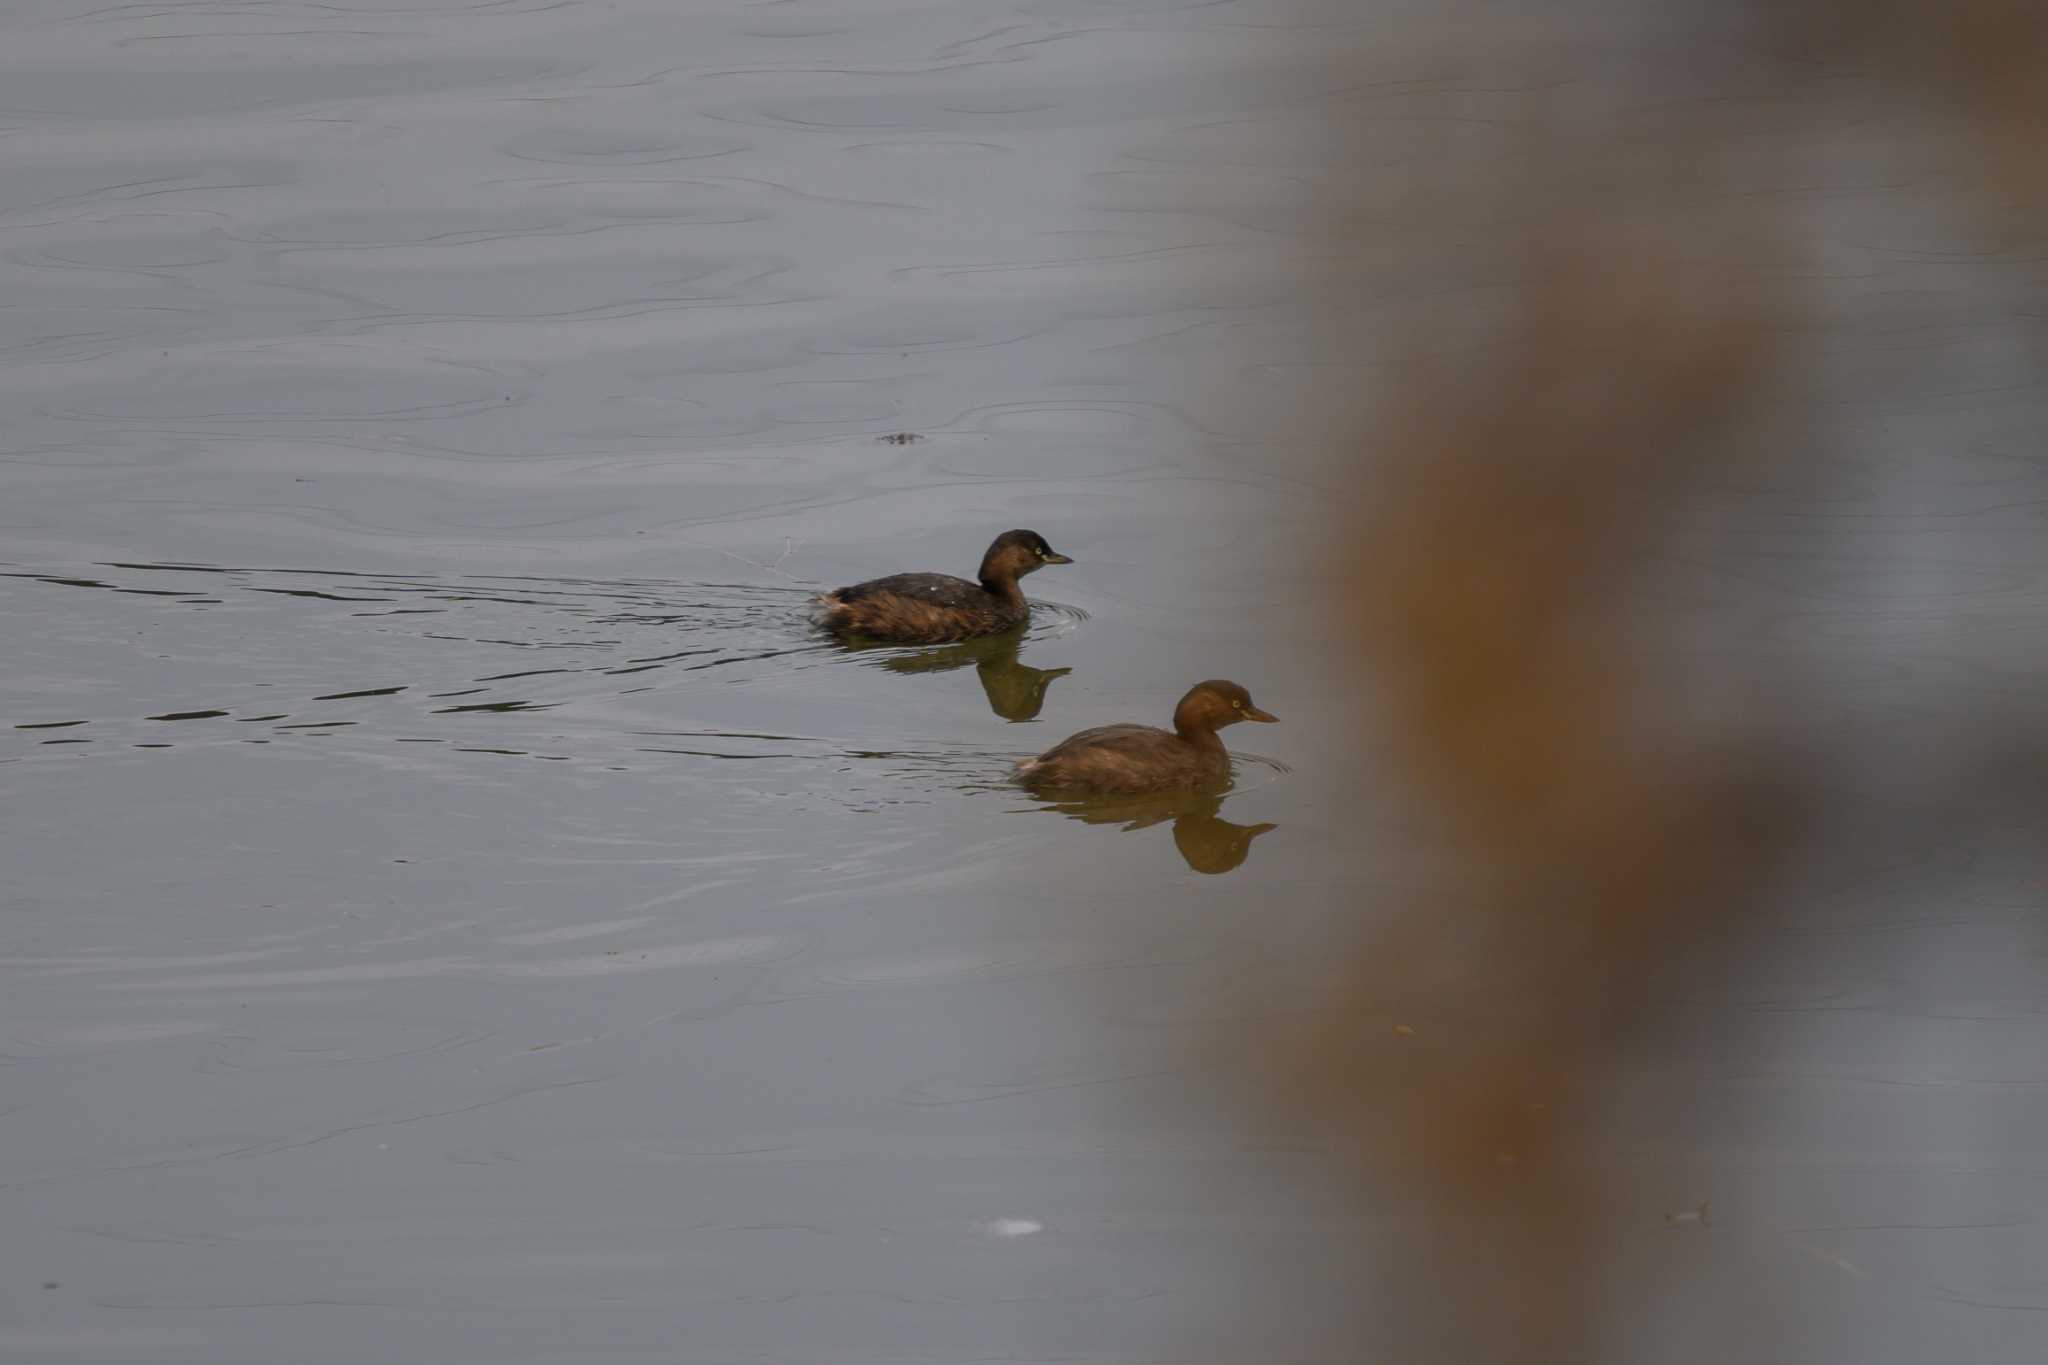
[0,3,1352,1361]
[7,1,2048,1362]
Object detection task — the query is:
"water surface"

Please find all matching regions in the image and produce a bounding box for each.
[0,5,1329,1360]
[6,1,2048,1362]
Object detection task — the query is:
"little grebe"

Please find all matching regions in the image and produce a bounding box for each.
[816,529,1073,644]
[1014,679,1278,794]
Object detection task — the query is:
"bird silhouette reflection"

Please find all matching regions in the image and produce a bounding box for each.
[1027,782,1277,875]
[846,630,1072,722]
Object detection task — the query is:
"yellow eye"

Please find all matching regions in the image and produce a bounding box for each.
[1232,699,1242,709]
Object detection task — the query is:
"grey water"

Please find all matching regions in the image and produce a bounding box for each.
[7,1,2048,1362]
[0,3,1340,1361]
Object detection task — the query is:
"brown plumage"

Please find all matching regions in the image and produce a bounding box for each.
[1014,679,1278,794]
[815,529,1073,644]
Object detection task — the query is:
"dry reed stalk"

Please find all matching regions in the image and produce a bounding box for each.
[1288,222,1779,1363]
[1272,3,2048,1357]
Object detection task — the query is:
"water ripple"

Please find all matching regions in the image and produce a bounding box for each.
[1,561,1096,803]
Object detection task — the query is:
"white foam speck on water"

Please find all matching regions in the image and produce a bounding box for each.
[982,1218,1045,1238]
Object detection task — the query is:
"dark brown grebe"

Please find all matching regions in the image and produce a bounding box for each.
[816,530,1073,644]
[1014,679,1278,794]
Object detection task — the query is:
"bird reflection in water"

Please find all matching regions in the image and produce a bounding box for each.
[1026,782,1277,875]
[846,630,1072,722]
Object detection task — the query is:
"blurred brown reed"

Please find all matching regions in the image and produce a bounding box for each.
[1267,3,2048,1359]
